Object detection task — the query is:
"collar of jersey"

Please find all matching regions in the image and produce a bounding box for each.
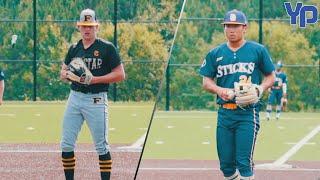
[80,39,97,50]
[226,40,247,53]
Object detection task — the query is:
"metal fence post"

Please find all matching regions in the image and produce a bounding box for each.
[165,64,170,111]
[113,0,118,101]
[33,0,37,101]
[259,0,263,44]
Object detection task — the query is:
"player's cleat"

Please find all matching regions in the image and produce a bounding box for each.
[224,171,240,180]
[266,112,271,121]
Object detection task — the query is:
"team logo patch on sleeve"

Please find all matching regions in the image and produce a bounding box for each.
[216,56,223,62]
[201,59,207,67]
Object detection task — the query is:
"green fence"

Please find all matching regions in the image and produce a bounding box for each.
[0,1,319,111]
[158,64,319,112]
[0,60,165,101]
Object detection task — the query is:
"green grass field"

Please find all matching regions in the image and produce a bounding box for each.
[142,111,320,161]
[1,102,319,161]
[0,101,152,144]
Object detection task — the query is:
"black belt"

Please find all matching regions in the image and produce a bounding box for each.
[72,87,107,94]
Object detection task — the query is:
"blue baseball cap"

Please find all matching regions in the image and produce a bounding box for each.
[222,9,248,25]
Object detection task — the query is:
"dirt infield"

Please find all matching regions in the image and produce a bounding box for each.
[1,144,320,180]
[0,143,139,180]
[137,159,320,180]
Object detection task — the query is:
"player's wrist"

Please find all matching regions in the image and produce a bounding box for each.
[89,76,96,84]
[216,87,225,96]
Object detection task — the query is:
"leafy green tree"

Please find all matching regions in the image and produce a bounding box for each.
[99,23,168,101]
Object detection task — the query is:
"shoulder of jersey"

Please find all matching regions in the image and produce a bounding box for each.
[246,40,265,49]
[209,43,227,55]
[70,40,81,49]
[205,43,227,63]
[97,38,114,47]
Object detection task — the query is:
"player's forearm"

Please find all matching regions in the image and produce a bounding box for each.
[202,77,220,94]
[260,72,275,91]
[91,73,123,84]
[91,64,125,84]
[60,63,69,82]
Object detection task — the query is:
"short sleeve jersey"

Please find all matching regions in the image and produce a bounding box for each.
[199,41,275,104]
[272,71,287,90]
[0,70,4,81]
[64,38,121,92]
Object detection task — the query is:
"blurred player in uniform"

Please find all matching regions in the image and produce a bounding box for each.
[0,70,4,105]
[59,9,125,180]
[266,61,287,120]
[200,10,275,180]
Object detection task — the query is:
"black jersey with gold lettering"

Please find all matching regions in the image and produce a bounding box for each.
[64,38,121,93]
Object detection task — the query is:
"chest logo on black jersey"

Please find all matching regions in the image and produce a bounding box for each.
[94,50,100,57]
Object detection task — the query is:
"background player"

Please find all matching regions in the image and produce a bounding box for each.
[266,61,288,120]
[0,70,4,105]
[59,9,125,180]
[199,10,275,180]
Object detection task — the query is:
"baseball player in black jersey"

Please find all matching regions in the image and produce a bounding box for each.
[0,70,4,105]
[60,9,125,180]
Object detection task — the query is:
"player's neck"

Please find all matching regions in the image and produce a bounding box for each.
[227,39,246,52]
[82,38,96,49]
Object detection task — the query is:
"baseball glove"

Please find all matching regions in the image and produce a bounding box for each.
[234,75,263,106]
[67,58,93,85]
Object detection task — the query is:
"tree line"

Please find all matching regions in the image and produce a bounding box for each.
[0,0,319,111]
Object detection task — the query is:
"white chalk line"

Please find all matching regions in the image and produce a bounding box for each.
[0,113,16,117]
[139,167,320,172]
[0,148,139,153]
[272,125,320,166]
[0,167,319,173]
[257,124,320,169]
[154,115,317,120]
[117,132,146,151]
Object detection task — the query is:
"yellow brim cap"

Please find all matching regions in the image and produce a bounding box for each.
[76,22,99,26]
